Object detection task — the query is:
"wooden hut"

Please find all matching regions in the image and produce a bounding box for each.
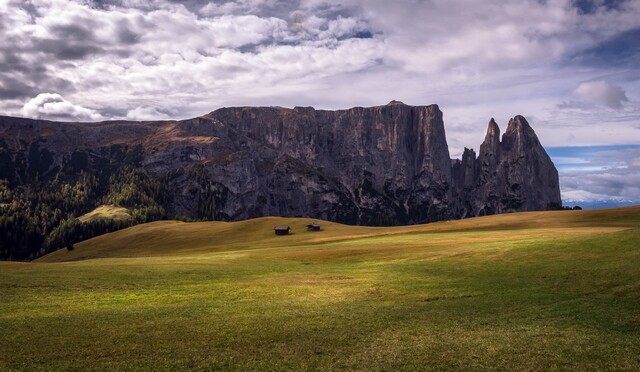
[307,223,321,231]
[274,226,290,235]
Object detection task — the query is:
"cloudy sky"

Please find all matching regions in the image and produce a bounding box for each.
[1,0,639,205]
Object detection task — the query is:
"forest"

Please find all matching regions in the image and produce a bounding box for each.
[0,167,169,261]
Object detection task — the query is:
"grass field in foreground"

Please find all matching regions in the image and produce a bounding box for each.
[1,207,640,370]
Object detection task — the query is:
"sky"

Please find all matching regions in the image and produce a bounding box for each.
[0,0,639,204]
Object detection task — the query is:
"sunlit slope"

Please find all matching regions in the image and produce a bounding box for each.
[38,207,640,262]
[78,205,131,223]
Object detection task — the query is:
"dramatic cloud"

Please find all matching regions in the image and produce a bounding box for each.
[548,145,640,203]
[0,0,640,201]
[21,93,104,121]
[0,0,639,201]
[1,0,638,120]
[126,106,172,121]
[573,80,629,108]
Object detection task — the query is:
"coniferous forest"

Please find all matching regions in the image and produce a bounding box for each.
[0,140,169,261]
[0,162,169,261]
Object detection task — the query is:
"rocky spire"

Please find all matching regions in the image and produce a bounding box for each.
[479,118,500,160]
[460,147,477,188]
[501,115,540,158]
[451,115,561,217]
[486,118,500,142]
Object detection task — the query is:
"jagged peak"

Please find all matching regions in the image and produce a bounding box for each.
[503,115,540,143]
[505,115,533,133]
[485,118,500,141]
[500,115,545,155]
[478,118,501,159]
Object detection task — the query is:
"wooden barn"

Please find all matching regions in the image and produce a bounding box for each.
[307,223,321,231]
[274,226,290,235]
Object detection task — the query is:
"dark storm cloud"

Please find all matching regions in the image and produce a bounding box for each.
[194,0,304,19]
[16,1,39,16]
[0,0,150,107]
[30,18,124,60]
[0,52,42,75]
[117,21,142,45]
[86,0,306,19]
[0,74,36,100]
[49,22,98,40]
[34,40,105,61]
[99,105,130,118]
[0,48,76,100]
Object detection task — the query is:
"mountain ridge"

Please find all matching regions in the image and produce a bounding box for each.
[0,102,561,259]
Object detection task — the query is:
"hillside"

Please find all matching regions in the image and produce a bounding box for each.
[3,207,639,370]
[38,207,639,263]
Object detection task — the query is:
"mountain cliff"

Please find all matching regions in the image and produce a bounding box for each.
[451,116,561,217]
[0,102,561,259]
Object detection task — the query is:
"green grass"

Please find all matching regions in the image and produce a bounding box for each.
[1,207,640,370]
[77,205,131,223]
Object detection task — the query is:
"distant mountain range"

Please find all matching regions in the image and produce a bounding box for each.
[563,199,639,210]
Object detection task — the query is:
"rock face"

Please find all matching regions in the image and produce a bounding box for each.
[451,116,561,218]
[0,103,561,225]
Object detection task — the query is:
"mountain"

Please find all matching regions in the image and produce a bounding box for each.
[451,116,561,217]
[0,102,561,259]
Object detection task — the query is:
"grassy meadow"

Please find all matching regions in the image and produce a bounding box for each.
[1,207,640,370]
[78,205,131,223]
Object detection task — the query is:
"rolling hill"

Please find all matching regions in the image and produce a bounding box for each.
[38,206,639,262]
[2,207,639,370]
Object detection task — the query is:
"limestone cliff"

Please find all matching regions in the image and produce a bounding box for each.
[451,116,561,217]
[0,103,561,226]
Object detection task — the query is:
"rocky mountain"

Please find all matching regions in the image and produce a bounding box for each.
[0,102,561,228]
[451,115,561,218]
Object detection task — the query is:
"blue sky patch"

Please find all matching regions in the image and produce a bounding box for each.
[548,145,640,171]
[547,145,640,204]
[574,27,640,67]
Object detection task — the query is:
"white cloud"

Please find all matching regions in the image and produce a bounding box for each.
[555,146,640,201]
[628,156,640,169]
[0,0,638,203]
[562,189,617,201]
[0,0,638,152]
[562,170,640,200]
[126,106,171,121]
[21,93,104,121]
[573,80,629,109]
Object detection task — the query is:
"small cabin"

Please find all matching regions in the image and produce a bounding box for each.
[307,223,321,231]
[274,226,290,235]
